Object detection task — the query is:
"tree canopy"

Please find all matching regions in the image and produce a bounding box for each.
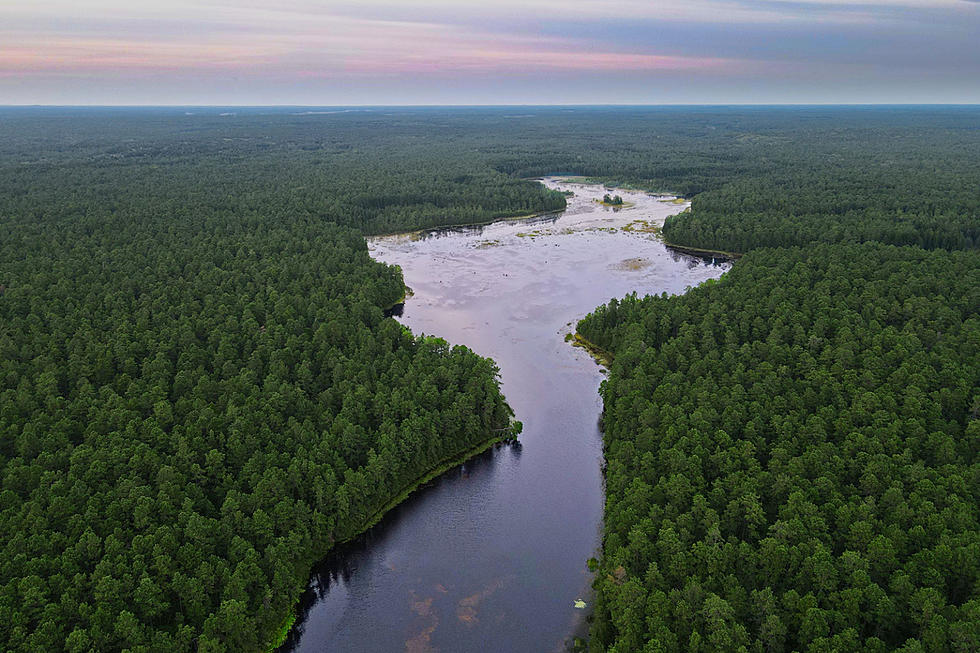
[0,109,530,651]
[579,244,980,652]
[2,106,979,651]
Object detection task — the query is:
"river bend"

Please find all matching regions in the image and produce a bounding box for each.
[280,179,730,652]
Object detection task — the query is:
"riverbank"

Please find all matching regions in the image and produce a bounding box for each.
[270,194,561,651]
[340,432,518,545]
[366,208,566,241]
[546,175,681,199]
[568,332,614,368]
[663,240,741,261]
[381,286,413,314]
[282,177,730,652]
[268,428,517,652]
[538,178,738,262]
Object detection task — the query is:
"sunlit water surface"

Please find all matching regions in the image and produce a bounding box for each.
[280,179,730,652]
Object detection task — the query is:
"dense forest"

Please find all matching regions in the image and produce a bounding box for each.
[2,106,979,651]
[567,108,980,651]
[579,245,980,651]
[0,109,547,651]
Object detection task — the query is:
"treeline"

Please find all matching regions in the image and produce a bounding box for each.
[0,108,567,237]
[664,174,980,253]
[579,244,980,652]
[9,107,980,250]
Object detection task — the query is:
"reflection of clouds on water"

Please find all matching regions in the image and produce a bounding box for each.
[406,591,439,653]
[456,575,512,627]
[293,179,730,653]
[369,178,729,346]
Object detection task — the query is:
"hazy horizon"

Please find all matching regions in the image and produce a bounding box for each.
[3,103,980,109]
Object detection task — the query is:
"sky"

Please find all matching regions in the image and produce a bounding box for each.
[1,0,979,105]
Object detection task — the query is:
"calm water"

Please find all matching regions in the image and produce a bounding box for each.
[280,179,729,652]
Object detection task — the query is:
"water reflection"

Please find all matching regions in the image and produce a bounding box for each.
[281,178,729,652]
[412,212,563,242]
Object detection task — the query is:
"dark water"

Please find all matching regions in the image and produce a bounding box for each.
[280,180,729,652]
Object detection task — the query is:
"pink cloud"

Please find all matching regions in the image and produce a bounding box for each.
[0,39,279,75]
[0,13,746,79]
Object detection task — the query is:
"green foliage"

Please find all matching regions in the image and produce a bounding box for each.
[0,109,521,651]
[0,108,567,238]
[568,107,980,651]
[579,244,980,652]
[664,172,980,252]
[4,106,980,651]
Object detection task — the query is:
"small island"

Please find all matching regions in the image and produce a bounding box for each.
[596,193,633,208]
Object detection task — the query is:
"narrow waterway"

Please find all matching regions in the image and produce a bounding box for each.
[280,179,730,652]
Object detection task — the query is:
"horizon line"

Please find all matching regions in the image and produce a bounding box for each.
[3,103,980,109]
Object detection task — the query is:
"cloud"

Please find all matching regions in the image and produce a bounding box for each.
[5,0,975,34]
[0,0,977,102]
[0,6,749,78]
[0,40,277,75]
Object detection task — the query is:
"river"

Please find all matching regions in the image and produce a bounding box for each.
[279,179,730,652]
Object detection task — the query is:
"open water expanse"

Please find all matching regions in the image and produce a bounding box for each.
[280,179,730,652]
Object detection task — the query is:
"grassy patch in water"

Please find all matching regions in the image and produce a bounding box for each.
[567,332,614,367]
[474,239,502,249]
[621,219,662,235]
[610,257,652,271]
[515,229,547,239]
